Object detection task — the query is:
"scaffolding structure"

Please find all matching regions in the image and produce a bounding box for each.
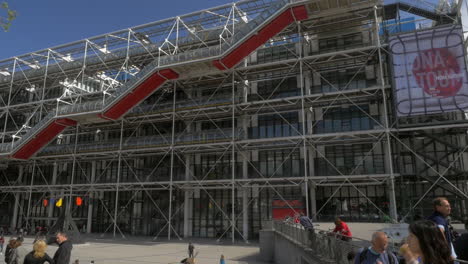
[0,0,467,242]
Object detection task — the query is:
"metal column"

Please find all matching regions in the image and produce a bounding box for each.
[168,81,177,240]
[87,161,96,234]
[47,162,58,226]
[10,165,23,230]
[374,6,398,221]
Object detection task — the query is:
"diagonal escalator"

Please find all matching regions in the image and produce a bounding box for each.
[0,0,310,160]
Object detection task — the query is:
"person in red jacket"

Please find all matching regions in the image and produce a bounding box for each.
[332,217,352,241]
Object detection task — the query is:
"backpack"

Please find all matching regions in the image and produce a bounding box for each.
[359,248,395,264]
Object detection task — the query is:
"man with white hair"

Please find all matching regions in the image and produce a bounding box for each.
[354,231,398,264]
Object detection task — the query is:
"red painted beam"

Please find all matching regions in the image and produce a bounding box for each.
[291,6,308,21]
[12,118,77,160]
[101,69,179,120]
[55,118,77,126]
[213,5,308,70]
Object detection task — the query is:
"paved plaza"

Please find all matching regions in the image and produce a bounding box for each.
[0,236,268,264]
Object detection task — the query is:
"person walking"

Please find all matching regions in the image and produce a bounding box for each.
[427,197,457,260]
[53,232,73,264]
[298,212,315,246]
[23,240,54,264]
[0,235,4,255]
[4,237,16,263]
[354,231,398,264]
[400,220,453,264]
[220,254,226,264]
[188,242,194,258]
[6,239,27,264]
[332,217,352,241]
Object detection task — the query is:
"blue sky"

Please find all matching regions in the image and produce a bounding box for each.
[0,0,231,60]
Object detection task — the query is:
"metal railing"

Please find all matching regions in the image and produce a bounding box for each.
[273,220,365,263]
[98,0,292,113]
[272,220,468,264]
[40,128,245,155]
[0,0,295,156]
[0,111,57,154]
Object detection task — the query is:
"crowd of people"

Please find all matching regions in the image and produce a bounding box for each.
[1,231,72,264]
[297,196,467,264]
[0,196,465,264]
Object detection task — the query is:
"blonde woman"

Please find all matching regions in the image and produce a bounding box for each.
[23,240,54,264]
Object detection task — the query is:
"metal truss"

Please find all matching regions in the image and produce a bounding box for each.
[0,0,467,242]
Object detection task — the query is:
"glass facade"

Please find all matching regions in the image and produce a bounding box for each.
[1,3,466,240]
[314,105,380,134]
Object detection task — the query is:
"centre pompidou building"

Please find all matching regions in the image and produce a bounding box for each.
[0,0,466,241]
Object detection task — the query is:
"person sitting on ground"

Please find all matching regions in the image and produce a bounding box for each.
[400,220,453,264]
[332,217,353,241]
[53,232,73,264]
[6,239,28,264]
[180,257,195,264]
[23,240,54,264]
[354,231,398,264]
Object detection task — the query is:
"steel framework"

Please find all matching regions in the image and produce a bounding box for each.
[0,0,467,242]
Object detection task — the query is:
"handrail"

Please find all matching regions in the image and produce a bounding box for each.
[272,220,468,264]
[0,0,298,158]
[40,128,245,155]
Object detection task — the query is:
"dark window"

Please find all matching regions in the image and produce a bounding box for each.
[250,112,301,139]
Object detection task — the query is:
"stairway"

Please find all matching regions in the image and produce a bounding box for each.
[0,0,309,160]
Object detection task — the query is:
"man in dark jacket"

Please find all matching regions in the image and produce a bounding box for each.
[53,232,73,264]
[427,197,457,260]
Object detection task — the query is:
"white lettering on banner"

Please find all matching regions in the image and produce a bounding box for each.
[412,49,446,71]
[389,26,468,116]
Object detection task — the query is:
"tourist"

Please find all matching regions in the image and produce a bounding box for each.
[4,237,16,263]
[400,220,453,264]
[17,228,24,242]
[23,240,54,264]
[53,232,73,264]
[6,239,27,264]
[427,197,457,260]
[332,217,352,241]
[299,212,314,230]
[188,242,194,258]
[299,212,315,245]
[354,231,398,264]
[0,235,4,255]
